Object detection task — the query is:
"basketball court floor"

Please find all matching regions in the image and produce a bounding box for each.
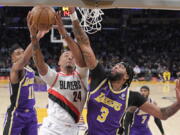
[0,80,180,135]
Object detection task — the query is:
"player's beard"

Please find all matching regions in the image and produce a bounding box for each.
[65,65,75,72]
[107,71,124,82]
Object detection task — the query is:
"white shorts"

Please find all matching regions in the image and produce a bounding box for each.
[39,117,79,135]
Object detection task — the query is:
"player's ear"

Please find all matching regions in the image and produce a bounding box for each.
[125,74,129,80]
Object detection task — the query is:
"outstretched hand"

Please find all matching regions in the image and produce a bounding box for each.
[54,11,66,35]
[27,11,48,41]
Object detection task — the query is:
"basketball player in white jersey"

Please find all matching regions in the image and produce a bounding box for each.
[32,10,89,135]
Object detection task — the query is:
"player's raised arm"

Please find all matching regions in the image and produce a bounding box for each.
[69,8,97,70]
[30,12,49,76]
[140,79,180,120]
[11,12,33,73]
[10,12,42,83]
[55,11,86,67]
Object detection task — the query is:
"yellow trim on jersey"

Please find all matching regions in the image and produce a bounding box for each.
[116,88,130,135]
[125,89,130,109]
[131,109,138,126]
[24,66,34,72]
[15,71,26,107]
[125,89,130,135]
[108,80,127,94]
[127,124,131,135]
[116,127,121,135]
[116,111,126,135]
[90,79,107,95]
[8,108,16,135]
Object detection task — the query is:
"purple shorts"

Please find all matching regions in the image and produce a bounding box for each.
[130,126,152,135]
[3,108,37,135]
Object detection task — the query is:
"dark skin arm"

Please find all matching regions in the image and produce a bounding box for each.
[140,79,180,120]
[32,38,48,76]
[69,8,97,70]
[31,16,49,76]
[10,12,39,84]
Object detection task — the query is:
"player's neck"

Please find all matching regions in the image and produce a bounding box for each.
[111,80,125,91]
[61,68,74,74]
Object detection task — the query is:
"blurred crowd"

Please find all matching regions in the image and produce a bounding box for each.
[0,7,180,81]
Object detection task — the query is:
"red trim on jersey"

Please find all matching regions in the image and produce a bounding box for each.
[58,71,77,76]
[48,89,80,121]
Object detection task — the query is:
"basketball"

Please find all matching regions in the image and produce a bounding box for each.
[31,6,56,31]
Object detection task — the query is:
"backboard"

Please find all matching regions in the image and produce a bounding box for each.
[0,0,180,10]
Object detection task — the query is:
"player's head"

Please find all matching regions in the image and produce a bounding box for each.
[140,86,150,98]
[108,62,134,88]
[58,48,75,72]
[10,44,24,64]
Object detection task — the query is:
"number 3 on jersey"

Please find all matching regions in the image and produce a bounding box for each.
[97,106,109,122]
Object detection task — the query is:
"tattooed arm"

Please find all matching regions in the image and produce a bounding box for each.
[32,38,48,76]
[70,8,97,70]
[140,79,180,120]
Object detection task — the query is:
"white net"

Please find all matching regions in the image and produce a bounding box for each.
[77,8,104,34]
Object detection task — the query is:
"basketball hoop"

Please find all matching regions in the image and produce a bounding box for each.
[77,8,104,34]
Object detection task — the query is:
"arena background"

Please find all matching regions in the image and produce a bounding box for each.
[0,7,180,135]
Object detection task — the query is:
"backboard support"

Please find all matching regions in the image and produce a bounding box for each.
[0,0,180,10]
[51,16,72,46]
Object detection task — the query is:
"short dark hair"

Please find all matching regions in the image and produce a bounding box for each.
[140,85,150,91]
[9,43,22,56]
[120,62,134,88]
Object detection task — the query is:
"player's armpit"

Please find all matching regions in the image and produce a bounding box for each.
[39,65,57,87]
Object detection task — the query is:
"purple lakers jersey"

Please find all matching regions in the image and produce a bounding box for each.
[131,99,152,128]
[9,66,35,109]
[87,79,129,135]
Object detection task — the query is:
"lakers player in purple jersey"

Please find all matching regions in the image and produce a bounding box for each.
[3,12,46,135]
[72,8,180,134]
[122,86,165,135]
